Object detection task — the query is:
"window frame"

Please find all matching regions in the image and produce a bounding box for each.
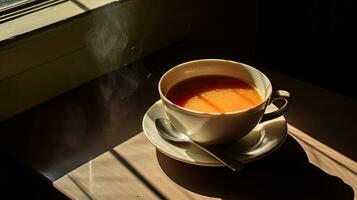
[1,0,44,14]
[0,0,117,43]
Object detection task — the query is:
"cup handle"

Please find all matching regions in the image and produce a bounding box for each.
[260,90,291,123]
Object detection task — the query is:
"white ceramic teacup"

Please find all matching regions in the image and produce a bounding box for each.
[159,59,290,146]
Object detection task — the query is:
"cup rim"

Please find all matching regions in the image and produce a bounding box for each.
[158,59,272,116]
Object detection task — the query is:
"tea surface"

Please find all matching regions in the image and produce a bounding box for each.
[167,76,262,113]
[167,75,263,113]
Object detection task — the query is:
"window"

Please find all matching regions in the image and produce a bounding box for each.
[0,0,34,11]
[0,0,67,23]
[0,0,115,40]
[0,0,42,14]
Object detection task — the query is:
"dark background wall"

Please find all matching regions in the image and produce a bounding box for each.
[184,0,356,98]
[257,0,356,97]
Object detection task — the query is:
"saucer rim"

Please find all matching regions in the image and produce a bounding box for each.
[143,100,287,167]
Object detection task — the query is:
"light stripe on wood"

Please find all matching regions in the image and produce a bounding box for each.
[54,151,160,200]
[54,125,357,199]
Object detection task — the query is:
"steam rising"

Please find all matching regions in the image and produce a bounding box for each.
[84,5,139,138]
[85,5,138,104]
[86,6,129,68]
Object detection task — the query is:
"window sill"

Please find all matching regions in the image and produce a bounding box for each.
[0,0,189,122]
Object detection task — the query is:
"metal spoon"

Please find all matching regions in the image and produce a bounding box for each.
[155,118,243,171]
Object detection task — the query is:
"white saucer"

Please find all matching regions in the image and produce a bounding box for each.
[142,100,287,167]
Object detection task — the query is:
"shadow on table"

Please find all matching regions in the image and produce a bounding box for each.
[156,135,354,200]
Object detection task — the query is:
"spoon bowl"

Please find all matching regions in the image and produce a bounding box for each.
[155,118,190,142]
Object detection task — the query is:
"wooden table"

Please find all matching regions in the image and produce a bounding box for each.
[54,125,357,200]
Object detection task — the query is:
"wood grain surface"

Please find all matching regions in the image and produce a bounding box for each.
[54,125,357,199]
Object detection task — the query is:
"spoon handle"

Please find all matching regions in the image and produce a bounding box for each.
[189,140,243,171]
